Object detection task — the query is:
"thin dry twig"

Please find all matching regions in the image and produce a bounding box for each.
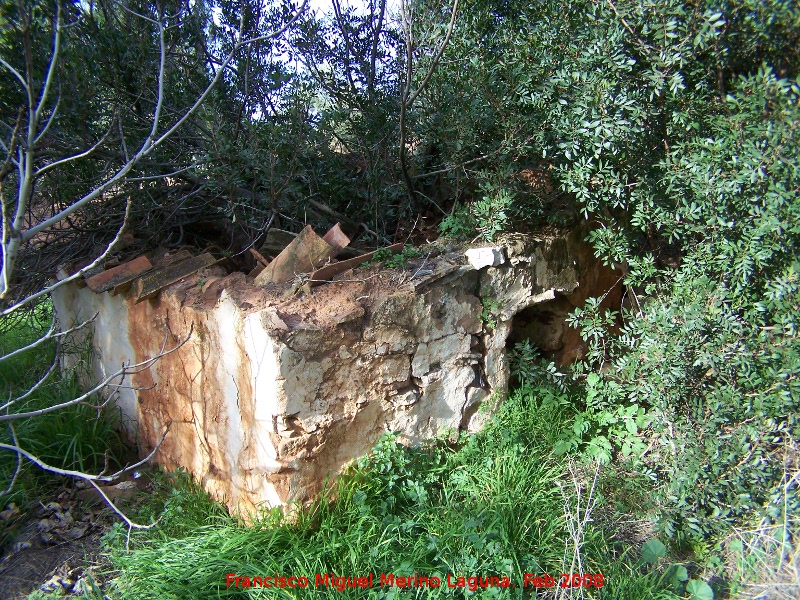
[0,423,171,484]
[0,313,95,363]
[0,323,193,422]
[1,0,307,305]
[557,462,601,599]
[88,480,159,552]
[0,335,62,411]
[0,421,21,497]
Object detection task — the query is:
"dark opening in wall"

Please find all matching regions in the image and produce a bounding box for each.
[505,296,578,365]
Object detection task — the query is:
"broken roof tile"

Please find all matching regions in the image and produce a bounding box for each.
[309,243,402,287]
[134,252,218,303]
[85,255,153,294]
[254,225,336,286]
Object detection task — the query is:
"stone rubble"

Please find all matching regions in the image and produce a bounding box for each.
[464,246,506,269]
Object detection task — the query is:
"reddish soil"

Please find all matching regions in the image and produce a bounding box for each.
[169,248,458,333]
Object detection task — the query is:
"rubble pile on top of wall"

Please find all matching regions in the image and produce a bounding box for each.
[52,225,621,514]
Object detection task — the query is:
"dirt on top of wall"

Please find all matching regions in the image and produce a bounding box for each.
[162,248,468,333]
[69,223,590,337]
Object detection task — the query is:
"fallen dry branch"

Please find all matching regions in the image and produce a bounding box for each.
[0,424,170,484]
[0,324,193,422]
[0,314,96,365]
[88,479,158,552]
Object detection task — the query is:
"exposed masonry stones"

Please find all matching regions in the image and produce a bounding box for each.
[52,226,622,515]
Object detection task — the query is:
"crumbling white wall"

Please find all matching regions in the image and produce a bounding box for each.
[52,229,621,514]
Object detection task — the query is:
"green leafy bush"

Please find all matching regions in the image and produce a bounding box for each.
[525,66,800,546]
[370,245,420,269]
[438,204,474,240]
[442,0,799,549]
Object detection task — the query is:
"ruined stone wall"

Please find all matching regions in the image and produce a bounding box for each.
[51,227,621,515]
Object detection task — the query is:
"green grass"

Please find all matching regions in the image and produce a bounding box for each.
[102,388,680,599]
[0,301,123,547]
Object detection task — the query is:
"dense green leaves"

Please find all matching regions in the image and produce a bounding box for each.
[452,0,798,549]
[514,60,799,545]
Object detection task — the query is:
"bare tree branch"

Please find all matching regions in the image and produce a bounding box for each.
[0,57,30,94]
[34,116,115,178]
[0,324,193,422]
[406,0,460,108]
[33,2,62,126]
[398,0,459,207]
[368,0,387,102]
[0,316,58,364]
[1,196,133,316]
[0,423,171,483]
[88,479,158,552]
[0,337,62,411]
[1,0,308,302]
[33,94,60,145]
[0,0,303,534]
[0,422,22,498]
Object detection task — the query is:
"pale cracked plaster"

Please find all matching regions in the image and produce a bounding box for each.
[51,284,139,437]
